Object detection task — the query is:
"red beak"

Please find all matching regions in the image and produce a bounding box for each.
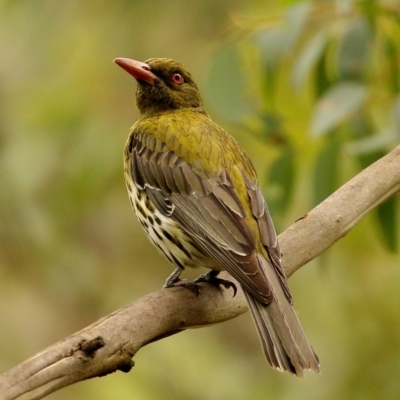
[114,58,157,85]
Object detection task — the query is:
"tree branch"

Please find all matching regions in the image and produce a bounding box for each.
[0,145,399,400]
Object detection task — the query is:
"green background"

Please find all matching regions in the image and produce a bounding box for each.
[1,1,399,399]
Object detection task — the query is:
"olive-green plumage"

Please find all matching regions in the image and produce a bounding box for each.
[115,57,319,376]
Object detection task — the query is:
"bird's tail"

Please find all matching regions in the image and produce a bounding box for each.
[244,255,319,377]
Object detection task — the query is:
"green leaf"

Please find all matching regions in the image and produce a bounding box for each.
[347,132,393,159]
[355,147,386,177]
[258,112,284,142]
[337,16,371,80]
[265,145,295,215]
[206,44,250,123]
[256,29,287,64]
[346,114,388,169]
[311,82,368,137]
[260,52,279,107]
[284,2,312,51]
[313,137,341,205]
[314,47,332,98]
[359,0,379,21]
[392,94,400,137]
[376,197,399,253]
[257,2,310,62]
[292,30,328,90]
[384,35,400,94]
[348,112,375,140]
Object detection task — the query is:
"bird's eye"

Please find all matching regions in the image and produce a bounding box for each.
[171,73,184,84]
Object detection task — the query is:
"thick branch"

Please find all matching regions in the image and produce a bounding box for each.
[0,145,399,400]
[281,145,400,276]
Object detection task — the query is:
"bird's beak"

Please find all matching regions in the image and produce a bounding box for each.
[114,58,157,85]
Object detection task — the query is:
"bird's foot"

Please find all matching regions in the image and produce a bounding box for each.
[163,268,236,297]
[193,270,237,297]
[163,267,201,295]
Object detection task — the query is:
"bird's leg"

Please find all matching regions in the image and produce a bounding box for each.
[193,270,237,297]
[163,267,184,288]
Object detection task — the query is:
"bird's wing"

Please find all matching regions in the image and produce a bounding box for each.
[128,132,291,304]
[241,174,292,301]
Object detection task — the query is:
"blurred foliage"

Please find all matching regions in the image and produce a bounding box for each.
[207,0,400,251]
[0,0,399,400]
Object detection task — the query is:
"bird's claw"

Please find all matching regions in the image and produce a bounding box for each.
[193,271,237,297]
[163,270,237,297]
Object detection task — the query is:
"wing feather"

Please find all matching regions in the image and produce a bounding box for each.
[129,134,289,304]
[243,174,292,301]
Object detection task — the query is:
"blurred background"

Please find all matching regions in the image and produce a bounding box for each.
[1,0,399,399]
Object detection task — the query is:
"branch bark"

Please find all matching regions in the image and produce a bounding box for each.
[1,145,399,400]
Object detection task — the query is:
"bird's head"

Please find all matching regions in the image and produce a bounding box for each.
[114,57,204,117]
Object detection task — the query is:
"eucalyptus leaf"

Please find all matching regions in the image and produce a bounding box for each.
[348,112,374,139]
[266,145,295,215]
[337,16,371,80]
[260,54,279,106]
[392,94,400,137]
[206,44,250,122]
[357,147,386,177]
[376,197,399,253]
[314,48,332,97]
[313,137,341,205]
[347,130,394,155]
[257,2,311,61]
[256,29,288,64]
[311,82,368,136]
[383,35,400,94]
[292,30,328,90]
[346,114,388,169]
[284,2,312,52]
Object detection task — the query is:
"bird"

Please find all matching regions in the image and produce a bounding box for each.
[114,57,319,376]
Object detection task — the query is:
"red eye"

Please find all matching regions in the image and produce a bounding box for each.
[171,73,184,84]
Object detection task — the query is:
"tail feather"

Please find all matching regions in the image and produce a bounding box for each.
[244,255,319,376]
